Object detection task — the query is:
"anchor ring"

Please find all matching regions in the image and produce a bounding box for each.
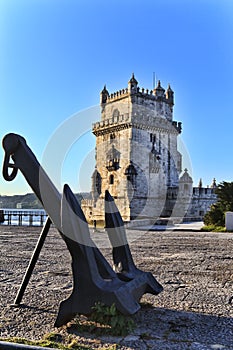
[3,152,18,181]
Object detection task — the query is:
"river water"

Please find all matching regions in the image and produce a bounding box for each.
[0,208,47,226]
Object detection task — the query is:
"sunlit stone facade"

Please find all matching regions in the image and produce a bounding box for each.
[82,74,188,224]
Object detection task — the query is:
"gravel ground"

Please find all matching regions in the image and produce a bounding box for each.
[0,225,233,349]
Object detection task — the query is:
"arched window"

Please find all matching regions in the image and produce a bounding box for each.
[110,133,115,140]
[95,171,101,194]
[109,174,114,185]
[92,169,102,200]
[125,163,137,189]
[112,109,120,118]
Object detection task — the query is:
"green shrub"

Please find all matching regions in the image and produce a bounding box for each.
[79,302,135,336]
[201,225,226,232]
[203,204,225,227]
[203,181,233,227]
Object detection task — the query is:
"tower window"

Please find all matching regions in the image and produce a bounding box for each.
[125,163,137,189]
[95,171,101,194]
[150,133,156,143]
[109,174,114,185]
[92,170,102,196]
[113,109,120,118]
[106,145,120,171]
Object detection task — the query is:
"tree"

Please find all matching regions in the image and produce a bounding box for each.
[215,181,233,211]
[203,203,225,226]
[204,181,233,227]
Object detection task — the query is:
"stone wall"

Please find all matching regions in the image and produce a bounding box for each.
[186,187,217,220]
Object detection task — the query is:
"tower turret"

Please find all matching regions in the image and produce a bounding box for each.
[154,80,165,99]
[210,178,217,188]
[100,85,109,105]
[128,73,138,94]
[198,178,203,188]
[166,84,174,105]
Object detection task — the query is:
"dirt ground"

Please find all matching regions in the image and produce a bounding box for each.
[0,225,233,349]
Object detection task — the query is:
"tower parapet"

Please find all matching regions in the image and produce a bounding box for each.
[100,74,177,123]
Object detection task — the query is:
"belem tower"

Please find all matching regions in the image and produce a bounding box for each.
[82,74,217,225]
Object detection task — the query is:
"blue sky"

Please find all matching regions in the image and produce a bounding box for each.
[0,0,233,195]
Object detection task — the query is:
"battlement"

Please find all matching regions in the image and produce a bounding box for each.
[108,88,129,101]
[92,113,130,134]
[92,112,181,135]
[81,198,94,207]
[100,74,174,106]
[192,187,217,197]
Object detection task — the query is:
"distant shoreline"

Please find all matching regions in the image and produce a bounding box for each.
[0,192,90,209]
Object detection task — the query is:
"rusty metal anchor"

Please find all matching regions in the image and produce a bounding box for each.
[2,133,163,327]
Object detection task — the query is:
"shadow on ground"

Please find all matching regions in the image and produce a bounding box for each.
[67,306,233,349]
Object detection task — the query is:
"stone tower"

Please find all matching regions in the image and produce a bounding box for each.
[82,74,183,224]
